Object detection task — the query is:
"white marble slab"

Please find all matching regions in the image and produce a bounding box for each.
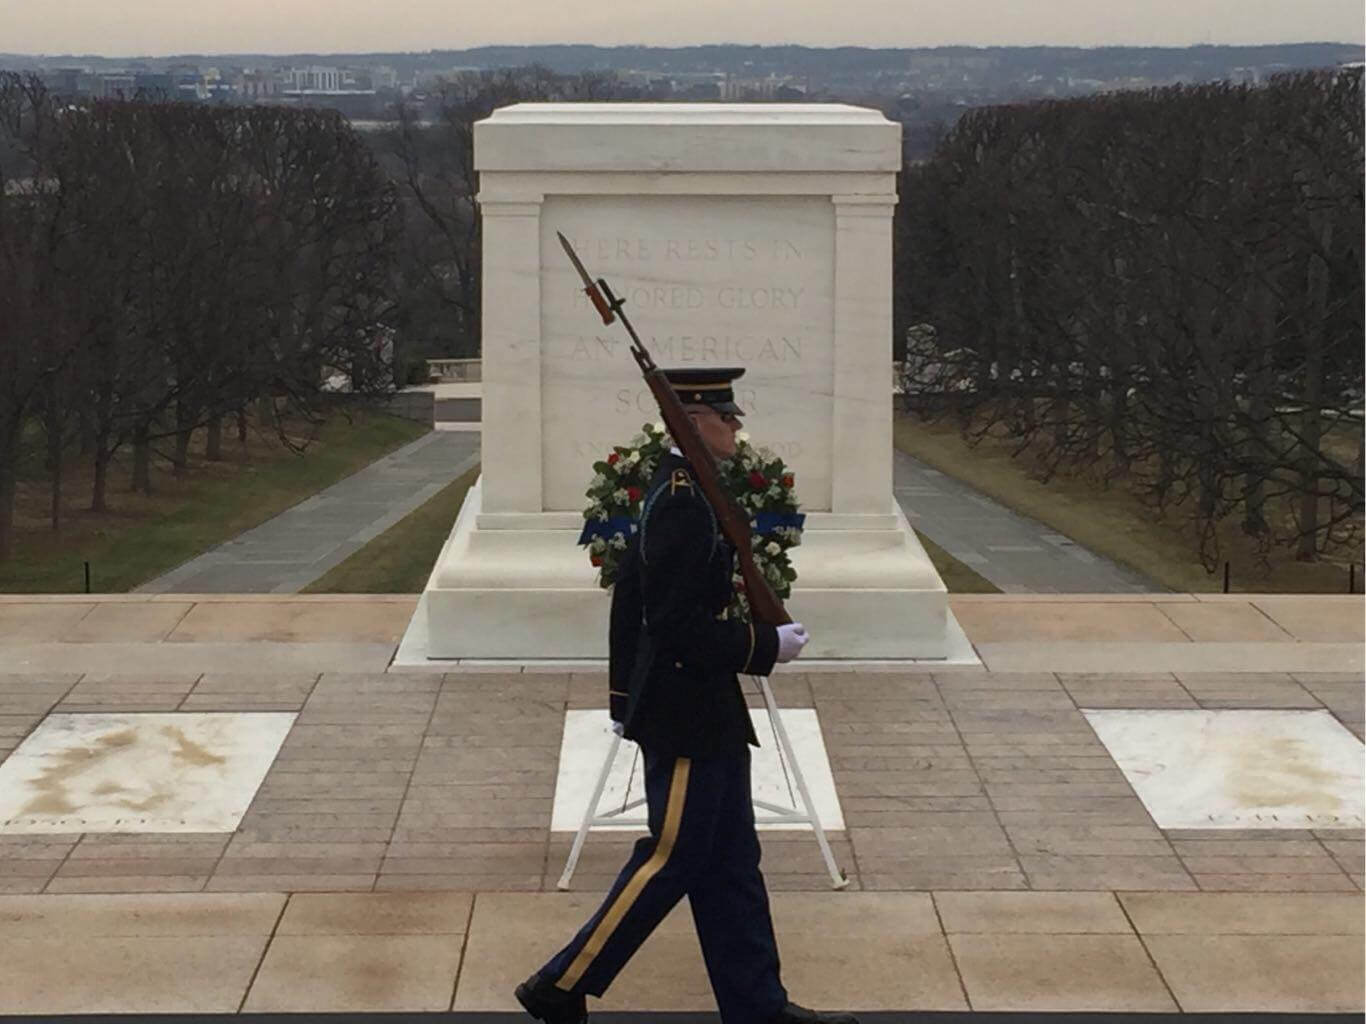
[474,103,901,174]
[552,708,843,832]
[0,712,295,834]
[1083,709,1365,829]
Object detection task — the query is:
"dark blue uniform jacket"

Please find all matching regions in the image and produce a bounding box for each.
[608,451,781,759]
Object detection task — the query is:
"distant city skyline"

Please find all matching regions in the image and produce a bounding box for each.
[3,0,1363,57]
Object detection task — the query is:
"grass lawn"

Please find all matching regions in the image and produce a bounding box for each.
[894,412,1361,593]
[2,412,429,593]
[305,463,479,593]
[306,461,998,594]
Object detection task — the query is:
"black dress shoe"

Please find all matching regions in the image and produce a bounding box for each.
[514,972,588,1024]
[771,1002,859,1024]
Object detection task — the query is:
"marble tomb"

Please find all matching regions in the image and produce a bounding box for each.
[422,103,948,659]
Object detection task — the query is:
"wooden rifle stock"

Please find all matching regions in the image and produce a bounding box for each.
[556,231,790,628]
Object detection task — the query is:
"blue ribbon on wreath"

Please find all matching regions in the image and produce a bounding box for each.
[752,511,805,536]
[579,512,803,547]
[578,517,637,546]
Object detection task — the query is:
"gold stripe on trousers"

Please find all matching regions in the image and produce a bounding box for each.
[556,757,692,990]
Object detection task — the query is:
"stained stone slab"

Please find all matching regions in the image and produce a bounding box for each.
[552,709,842,831]
[1083,709,1364,830]
[0,713,295,834]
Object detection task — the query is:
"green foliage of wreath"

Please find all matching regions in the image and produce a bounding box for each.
[579,423,805,621]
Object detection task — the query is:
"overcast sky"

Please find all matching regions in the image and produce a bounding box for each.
[3,0,1362,57]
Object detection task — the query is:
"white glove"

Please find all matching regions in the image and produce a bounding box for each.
[775,622,810,663]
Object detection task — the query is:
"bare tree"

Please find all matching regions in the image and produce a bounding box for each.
[897,69,1363,573]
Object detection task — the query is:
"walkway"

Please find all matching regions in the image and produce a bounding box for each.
[894,450,1157,593]
[138,431,480,595]
[136,426,1227,596]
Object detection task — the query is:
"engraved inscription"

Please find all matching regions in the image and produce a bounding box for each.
[573,237,804,263]
[542,196,835,512]
[615,386,761,416]
[568,334,802,363]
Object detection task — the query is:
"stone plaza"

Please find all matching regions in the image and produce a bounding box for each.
[0,591,1361,1015]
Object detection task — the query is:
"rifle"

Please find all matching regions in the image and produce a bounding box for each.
[557,230,792,628]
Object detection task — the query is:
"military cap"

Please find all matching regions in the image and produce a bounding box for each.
[664,367,746,416]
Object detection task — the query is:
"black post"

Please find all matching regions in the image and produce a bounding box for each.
[84,561,90,594]
[1223,561,1230,594]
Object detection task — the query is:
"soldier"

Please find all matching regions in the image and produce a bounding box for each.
[516,368,856,1024]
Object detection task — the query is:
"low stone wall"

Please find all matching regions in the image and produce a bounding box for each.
[427,358,482,382]
[436,397,480,422]
[384,389,435,424]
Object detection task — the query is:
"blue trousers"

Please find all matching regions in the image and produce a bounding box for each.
[539,746,788,1023]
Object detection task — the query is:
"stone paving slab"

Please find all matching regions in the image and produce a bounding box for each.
[0,602,96,641]
[977,641,1365,676]
[0,642,398,675]
[61,601,195,643]
[1252,598,1366,643]
[1156,601,1298,642]
[953,602,1211,643]
[167,599,416,644]
[0,890,1359,1013]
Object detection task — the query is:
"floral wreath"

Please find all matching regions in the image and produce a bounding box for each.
[578,422,805,620]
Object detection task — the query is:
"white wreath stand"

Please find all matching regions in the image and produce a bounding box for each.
[557,674,850,891]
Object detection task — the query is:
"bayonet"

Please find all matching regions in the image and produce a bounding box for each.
[557,231,617,327]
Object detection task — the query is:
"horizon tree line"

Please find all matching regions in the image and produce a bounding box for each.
[0,73,398,559]
[2,65,1360,577]
[896,68,1364,569]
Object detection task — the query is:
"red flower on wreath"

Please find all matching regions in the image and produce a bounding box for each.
[781,473,795,488]
[748,471,767,490]
[590,555,604,567]
[607,453,620,466]
[627,486,643,503]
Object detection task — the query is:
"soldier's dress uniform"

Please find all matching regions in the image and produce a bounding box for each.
[516,369,805,1024]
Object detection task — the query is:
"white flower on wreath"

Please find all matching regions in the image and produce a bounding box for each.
[652,421,666,435]
[626,450,640,464]
[736,431,750,444]
[765,541,781,556]
[612,488,628,503]
[591,474,607,488]
[610,533,628,550]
